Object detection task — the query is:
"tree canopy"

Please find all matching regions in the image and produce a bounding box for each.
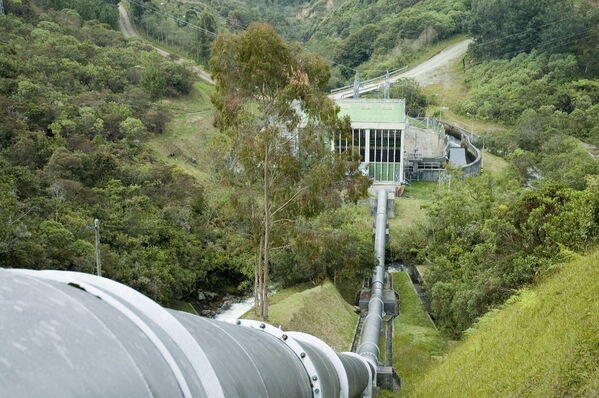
[389,78,428,117]
[210,23,369,319]
[469,0,599,62]
[0,6,249,306]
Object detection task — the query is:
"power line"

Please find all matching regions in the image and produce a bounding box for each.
[471,14,587,49]
[484,27,596,60]
[128,0,218,37]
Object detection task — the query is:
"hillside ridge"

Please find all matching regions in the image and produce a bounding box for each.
[402,250,599,397]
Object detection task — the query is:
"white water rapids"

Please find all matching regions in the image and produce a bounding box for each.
[214,296,255,322]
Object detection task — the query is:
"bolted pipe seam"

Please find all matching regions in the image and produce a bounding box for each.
[232,319,324,396]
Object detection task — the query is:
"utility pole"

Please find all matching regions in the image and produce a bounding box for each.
[466,112,474,133]
[353,72,360,99]
[94,219,102,277]
[383,70,390,99]
[0,0,5,15]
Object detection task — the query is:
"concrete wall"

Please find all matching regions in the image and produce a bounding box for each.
[403,118,481,181]
[439,119,482,178]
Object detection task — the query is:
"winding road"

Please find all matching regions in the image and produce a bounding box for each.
[330,39,472,99]
[119,2,469,95]
[118,3,214,84]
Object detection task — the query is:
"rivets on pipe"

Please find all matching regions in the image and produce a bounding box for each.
[233,320,323,395]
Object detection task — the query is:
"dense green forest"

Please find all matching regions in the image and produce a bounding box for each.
[390,0,599,337]
[403,176,599,336]
[0,0,231,304]
[0,0,373,307]
[462,0,598,147]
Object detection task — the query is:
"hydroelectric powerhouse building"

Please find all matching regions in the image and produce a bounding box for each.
[334,99,406,183]
[333,99,482,183]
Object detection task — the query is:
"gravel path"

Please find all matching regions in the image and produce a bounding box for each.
[118,3,214,84]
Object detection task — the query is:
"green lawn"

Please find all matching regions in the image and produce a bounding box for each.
[392,199,426,229]
[403,251,599,397]
[403,181,438,200]
[243,281,358,350]
[482,151,510,177]
[390,272,448,396]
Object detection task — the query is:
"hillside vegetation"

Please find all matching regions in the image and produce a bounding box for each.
[308,0,469,80]
[396,0,599,338]
[400,174,599,337]
[403,250,599,397]
[0,3,238,306]
[128,0,473,87]
[0,0,376,312]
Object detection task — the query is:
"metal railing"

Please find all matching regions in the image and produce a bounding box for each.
[405,117,482,179]
[330,66,409,94]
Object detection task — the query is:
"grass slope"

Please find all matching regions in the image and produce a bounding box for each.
[403,251,599,398]
[482,151,509,177]
[391,272,448,394]
[147,81,221,188]
[245,282,358,350]
[422,58,508,136]
[392,199,426,229]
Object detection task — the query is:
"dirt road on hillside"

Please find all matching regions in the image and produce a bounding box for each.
[331,39,472,99]
[118,3,214,84]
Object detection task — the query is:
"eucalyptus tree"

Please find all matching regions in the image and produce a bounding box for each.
[195,11,217,63]
[210,23,369,320]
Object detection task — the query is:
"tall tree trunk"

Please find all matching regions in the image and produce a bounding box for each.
[262,145,270,320]
[254,236,261,315]
[255,235,263,316]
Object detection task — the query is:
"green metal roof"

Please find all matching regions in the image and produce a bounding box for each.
[336,99,406,124]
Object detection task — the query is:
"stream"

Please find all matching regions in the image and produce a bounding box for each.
[214,284,278,321]
[214,296,255,322]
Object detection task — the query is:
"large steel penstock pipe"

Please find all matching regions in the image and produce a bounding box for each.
[0,269,373,398]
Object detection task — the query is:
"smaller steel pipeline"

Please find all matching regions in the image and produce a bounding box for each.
[357,189,388,368]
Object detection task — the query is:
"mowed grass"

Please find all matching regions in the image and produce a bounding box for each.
[403,181,438,200]
[147,82,223,192]
[403,251,599,398]
[482,151,510,177]
[389,198,427,234]
[391,272,447,395]
[244,282,358,351]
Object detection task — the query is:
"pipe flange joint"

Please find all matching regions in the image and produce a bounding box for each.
[231,319,323,395]
[288,331,350,398]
